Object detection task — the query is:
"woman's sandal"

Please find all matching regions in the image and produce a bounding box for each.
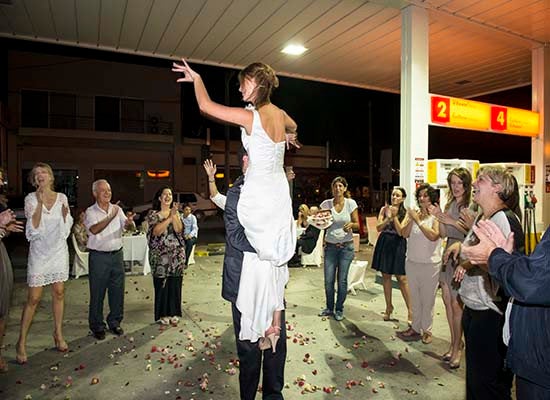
[441,341,464,362]
[16,342,27,365]
[53,334,69,353]
[397,327,421,341]
[448,349,462,369]
[449,358,461,369]
[381,305,394,321]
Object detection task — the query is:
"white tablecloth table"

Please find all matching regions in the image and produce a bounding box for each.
[122,234,151,275]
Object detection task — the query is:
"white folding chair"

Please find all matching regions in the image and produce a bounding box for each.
[347,260,369,295]
[71,234,89,278]
[301,229,324,267]
[366,217,379,246]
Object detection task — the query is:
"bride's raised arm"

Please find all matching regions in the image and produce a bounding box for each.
[172,59,252,131]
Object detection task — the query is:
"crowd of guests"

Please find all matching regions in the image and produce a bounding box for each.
[0,162,202,369]
[2,58,548,400]
[368,165,550,399]
[1,160,549,399]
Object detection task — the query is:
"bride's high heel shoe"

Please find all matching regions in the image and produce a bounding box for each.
[259,326,281,353]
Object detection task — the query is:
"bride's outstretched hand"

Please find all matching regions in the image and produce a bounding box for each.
[172,59,200,82]
[285,133,302,149]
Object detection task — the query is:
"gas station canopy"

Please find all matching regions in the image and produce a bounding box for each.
[0,0,548,98]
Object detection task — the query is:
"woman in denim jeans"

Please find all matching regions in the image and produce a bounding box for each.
[319,177,359,321]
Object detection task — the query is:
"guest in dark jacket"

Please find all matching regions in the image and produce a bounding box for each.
[297,206,321,254]
[204,155,287,400]
[463,219,550,400]
[289,206,321,267]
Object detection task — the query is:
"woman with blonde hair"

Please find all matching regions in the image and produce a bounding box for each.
[429,167,472,368]
[16,162,73,364]
[296,204,309,237]
[450,165,523,398]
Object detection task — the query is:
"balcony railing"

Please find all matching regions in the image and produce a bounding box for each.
[22,113,173,135]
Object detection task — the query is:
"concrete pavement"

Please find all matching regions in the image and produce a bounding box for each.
[0,245,467,399]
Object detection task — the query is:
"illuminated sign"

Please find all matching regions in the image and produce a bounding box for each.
[491,106,540,137]
[147,170,170,178]
[430,94,539,137]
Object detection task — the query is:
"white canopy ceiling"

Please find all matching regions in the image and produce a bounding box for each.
[1,0,548,97]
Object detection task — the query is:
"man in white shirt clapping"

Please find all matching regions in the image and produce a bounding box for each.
[84,179,135,340]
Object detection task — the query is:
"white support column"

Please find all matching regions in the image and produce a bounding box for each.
[531,46,550,230]
[399,6,429,205]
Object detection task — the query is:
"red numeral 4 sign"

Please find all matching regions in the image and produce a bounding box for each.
[491,106,507,131]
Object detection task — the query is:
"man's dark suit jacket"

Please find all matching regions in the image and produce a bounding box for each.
[221,175,255,304]
[298,225,321,254]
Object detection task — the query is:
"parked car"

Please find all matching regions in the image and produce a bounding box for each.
[133,192,217,222]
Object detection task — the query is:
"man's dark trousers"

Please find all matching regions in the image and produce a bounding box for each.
[232,304,286,400]
[88,249,125,333]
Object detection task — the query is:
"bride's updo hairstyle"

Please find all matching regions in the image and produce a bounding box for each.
[238,62,279,108]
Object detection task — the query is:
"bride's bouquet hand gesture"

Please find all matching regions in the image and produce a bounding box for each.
[172,59,200,82]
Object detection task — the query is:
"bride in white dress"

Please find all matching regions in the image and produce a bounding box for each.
[173,60,297,349]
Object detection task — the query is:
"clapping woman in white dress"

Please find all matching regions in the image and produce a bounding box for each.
[16,163,73,364]
[173,60,297,350]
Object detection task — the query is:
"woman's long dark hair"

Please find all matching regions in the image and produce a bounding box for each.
[392,186,407,222]
[415,183,439,207]
[445,167,472,211]
[506,175,522,222]
[152,186,173,211]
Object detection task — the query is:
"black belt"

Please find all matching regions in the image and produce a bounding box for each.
[325,241,353,248]
[89,248,122,254]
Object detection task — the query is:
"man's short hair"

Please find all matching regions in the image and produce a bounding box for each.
[92,179,109,194]
[237,146,248,170]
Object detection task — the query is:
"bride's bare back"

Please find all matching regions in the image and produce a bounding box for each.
[256,104,287,143]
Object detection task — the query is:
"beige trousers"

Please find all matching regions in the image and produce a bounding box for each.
[405,259,440,334]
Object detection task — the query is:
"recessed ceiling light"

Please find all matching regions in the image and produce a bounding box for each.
[281,44,307,56]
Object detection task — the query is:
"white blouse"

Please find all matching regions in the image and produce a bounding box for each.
[25,192,73,287]
[320,198,358,244]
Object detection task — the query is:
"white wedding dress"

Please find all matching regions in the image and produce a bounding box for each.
[236,107,296,342]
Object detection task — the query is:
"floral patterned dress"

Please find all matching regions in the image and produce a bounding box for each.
[146,211,186,277]
[146,210,186,321]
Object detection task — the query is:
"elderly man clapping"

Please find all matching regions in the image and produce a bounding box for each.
[462,219,550,399]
